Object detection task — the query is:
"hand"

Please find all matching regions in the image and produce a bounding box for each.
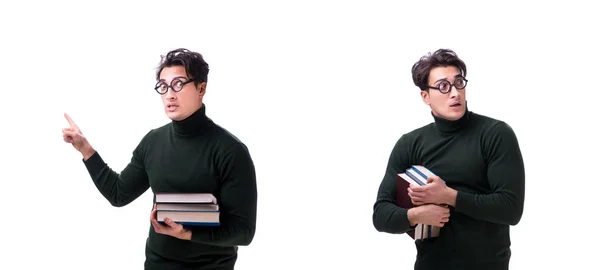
[150,204,192,240]
[408,204,450,227]
[408,175,456,206]
[62,113,95,159]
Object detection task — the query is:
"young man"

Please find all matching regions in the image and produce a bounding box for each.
[62,48,257,270]
[372,49,525,270]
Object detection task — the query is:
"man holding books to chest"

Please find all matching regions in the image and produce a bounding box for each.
[62,48,257,270]
[372,49,525,270]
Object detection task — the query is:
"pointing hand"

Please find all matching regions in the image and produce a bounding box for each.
[63,113,95,159]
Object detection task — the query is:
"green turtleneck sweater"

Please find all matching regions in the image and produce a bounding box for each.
[82,104,257,270]
[372,108,525,270]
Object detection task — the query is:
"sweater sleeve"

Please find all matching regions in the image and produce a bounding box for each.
[190,142,257,246]
[83,132,151,207]
[454,121,525,225]
[372,135,414,234]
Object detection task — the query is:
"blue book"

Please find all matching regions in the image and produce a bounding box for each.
[405,168,427,186]
[410,165,445,182]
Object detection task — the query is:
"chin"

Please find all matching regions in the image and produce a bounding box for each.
[165,111,184,121]
[445,109,466,120]
[434,107,465,121]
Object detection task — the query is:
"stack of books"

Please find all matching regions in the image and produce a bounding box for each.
[155,193,220,226]
[395,165,443,240]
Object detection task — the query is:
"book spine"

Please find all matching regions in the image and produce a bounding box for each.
[405,170,426,186]
[411,166,430,180]
[411,166,445,182]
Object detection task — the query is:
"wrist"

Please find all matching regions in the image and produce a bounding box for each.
[407,207,420,227]
[81,145,96,161]
[181,229,192,240]
[444,187,458,207]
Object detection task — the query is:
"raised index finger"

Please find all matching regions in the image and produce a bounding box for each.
[64,113,79,129]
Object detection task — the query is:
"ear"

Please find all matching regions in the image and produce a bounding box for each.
[197,82,207,97]
[420,90,431,105]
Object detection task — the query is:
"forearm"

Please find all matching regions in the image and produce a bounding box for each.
[83,152,149,207]
[84,152,123,206]
[454,190,523,225]
[189,219,256,246]
[373,199,413,233]
[188,188,257,246]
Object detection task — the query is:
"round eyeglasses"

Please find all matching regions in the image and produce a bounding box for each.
[427,76,468,94]
[154,77,195,95]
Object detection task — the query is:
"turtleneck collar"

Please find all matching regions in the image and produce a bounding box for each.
[431,103,471,134]
[172,103,213,136]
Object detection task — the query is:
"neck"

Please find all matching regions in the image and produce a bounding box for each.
[431,105,471,134]
[172,104,212,136]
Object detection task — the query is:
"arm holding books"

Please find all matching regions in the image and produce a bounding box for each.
[151,143,257,245]
[149,143,257,245]
[373,137,413,233]
[188,143,257,247]
[373,136,450,234]
[408,122,525,225]
[62,113,150,207]
[454,122,525,225]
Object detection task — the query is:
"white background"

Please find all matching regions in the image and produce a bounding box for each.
[1,0,598,269]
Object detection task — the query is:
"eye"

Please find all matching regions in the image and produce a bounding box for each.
[438,81,451,92]
[173,79,184,89]
[455,77,466,88]
[155,82,168,92]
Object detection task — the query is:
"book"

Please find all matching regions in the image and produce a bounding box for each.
[410,165,443,183]
[155,193,218,204]
[395,165,443,240]
[395,173,417,239]
[155,193,220,226]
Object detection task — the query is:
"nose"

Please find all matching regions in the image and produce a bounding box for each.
[165,87,177,100]
[449,85,461,98]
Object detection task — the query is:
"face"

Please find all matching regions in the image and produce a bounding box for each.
[420,66,467,121]
[156,66,206,121]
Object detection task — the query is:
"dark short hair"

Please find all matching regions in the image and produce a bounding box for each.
[156,48,210,86]
[411,49,467,91]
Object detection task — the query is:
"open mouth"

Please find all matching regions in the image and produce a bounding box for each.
[167,104,179,110]
[450,102,461,107]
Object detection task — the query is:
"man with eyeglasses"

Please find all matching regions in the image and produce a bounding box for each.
[62,48,257,270]
[372,49,525,270]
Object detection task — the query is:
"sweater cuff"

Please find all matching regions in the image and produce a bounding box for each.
[454,190,471,212]
[393,207,411,232]
[83,151,106,179]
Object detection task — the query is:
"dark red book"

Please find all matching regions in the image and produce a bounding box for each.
[395,173,416,239]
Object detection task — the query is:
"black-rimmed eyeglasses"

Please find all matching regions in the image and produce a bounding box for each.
[427,76,468,94]
[154,77,195,95]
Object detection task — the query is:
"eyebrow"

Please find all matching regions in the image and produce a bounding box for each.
[157,76,189,82]
[432,74,464,84]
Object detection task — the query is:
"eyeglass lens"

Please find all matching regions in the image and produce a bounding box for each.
[439,77,467,93]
